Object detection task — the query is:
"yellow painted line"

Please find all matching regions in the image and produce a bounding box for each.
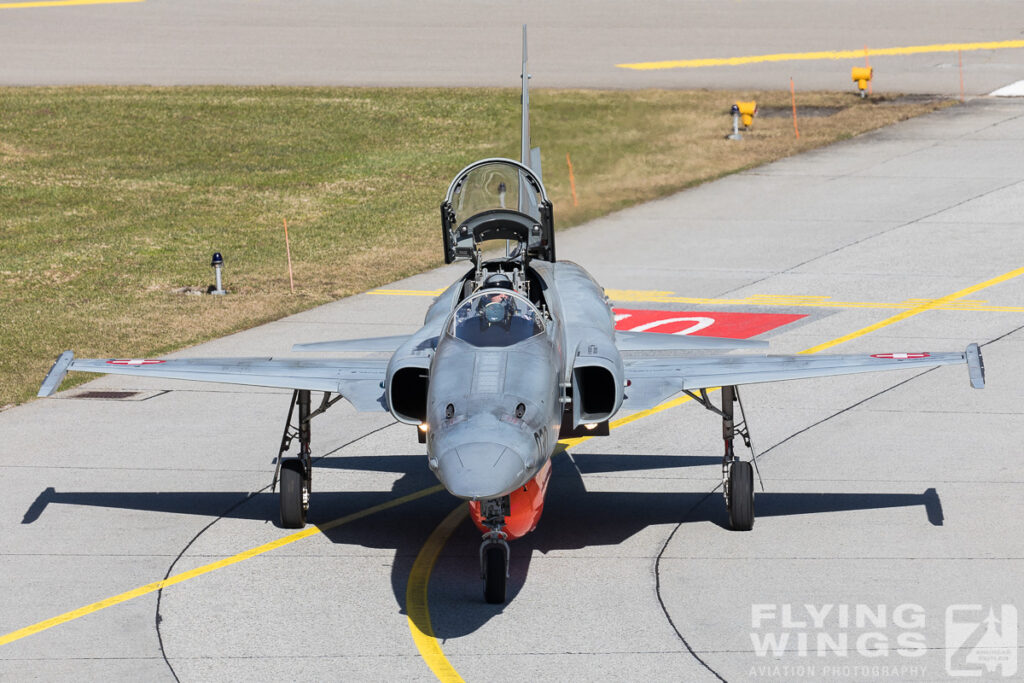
[372,287,1024,313]
[0,484,445,648]
[618,40,1024,71]
[406,504,470,683]
[800,265,1024,355]
[0,0,142,8]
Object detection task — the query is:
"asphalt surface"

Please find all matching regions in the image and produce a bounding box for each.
[3,0,1024,94]
[1,99,1022,681]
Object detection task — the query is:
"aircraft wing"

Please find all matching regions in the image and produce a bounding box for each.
[292,335,418,352]
[38,352,389,411]
[622,344,984,410]
[615,330,768,351]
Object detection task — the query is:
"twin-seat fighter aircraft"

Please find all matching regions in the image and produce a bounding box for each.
[39,30,985,603]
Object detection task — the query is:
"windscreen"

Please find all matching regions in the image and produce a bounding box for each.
[451,161,542,226]
[449,290,544,348]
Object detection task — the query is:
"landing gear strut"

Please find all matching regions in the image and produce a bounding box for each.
[272,389,343,528]
[721,385,755,531]
[478,496,510,604]
[685,385,760,530]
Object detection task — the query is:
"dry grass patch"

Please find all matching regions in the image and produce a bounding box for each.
[0,86,951,407]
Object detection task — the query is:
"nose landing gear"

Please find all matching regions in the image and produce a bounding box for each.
[478,496,511,603]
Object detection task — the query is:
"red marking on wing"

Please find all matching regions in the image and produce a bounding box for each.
[870,353,930,360]
[106,359,166,366]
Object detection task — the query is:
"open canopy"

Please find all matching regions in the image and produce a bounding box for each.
[441,158,555,264]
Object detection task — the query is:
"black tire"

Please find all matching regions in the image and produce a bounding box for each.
[483,545,507,604]
[728,460,755,531]
[280,459,307,529]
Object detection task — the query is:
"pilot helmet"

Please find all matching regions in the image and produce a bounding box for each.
[483,273,514,290]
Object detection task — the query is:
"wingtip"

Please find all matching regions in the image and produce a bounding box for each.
[38,351,74,397]
[966,343,985,389]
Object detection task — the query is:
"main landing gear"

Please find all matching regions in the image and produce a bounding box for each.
[273,389,343,528]
[685,384,760,531]
[478,496,511,604]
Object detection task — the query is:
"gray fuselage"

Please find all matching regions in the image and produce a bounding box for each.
[384,259,624,502]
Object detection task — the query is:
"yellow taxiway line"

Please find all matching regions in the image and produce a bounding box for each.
[617,39,1024,71]
[370,287,1024,313]
[2,265,1021,668]
[0,0,142,8]
[801,265,1024,355]
[406,504,471,683]
[404,264,1024,680]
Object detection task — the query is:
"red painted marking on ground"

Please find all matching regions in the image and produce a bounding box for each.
[613,309,805,340]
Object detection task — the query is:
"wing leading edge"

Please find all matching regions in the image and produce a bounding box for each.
[37,353,389,411]
[622,344,984,411]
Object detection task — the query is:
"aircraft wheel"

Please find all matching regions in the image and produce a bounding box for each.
[728,460,755,531]
[483,544,508,604]
[280,459,307,528]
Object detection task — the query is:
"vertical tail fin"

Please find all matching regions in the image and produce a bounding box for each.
[520,24,531,168]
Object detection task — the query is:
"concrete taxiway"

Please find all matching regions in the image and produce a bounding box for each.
[1,98,1022,680]
[3,0,1024,94]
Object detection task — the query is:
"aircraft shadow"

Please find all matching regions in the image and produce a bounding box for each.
[416,454,945,638]
[22,451,944,639]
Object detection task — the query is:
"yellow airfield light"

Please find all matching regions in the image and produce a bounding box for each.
[852,66,873,97]
[736,101,758,128]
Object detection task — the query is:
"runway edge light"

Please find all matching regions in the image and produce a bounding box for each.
[852,66,873,98]
[727,101,757,140]
[209,252,227,295]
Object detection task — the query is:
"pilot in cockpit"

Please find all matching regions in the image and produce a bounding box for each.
[477,274,516,330]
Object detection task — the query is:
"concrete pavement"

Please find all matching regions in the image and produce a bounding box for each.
[1,98,1022,681]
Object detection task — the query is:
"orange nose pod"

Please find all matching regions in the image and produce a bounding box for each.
[469,459,552,540]
[851,67,873,97]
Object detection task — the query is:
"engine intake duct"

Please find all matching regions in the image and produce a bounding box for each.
[388,366,429,424]
[572,363,620,424]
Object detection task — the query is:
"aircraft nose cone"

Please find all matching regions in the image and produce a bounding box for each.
[436,441,528,500]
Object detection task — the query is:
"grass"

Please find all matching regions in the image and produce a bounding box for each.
[0,86,951,407]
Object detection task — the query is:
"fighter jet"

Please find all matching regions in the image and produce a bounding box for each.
[39,28,985,603]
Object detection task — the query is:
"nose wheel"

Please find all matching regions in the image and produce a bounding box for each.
[478,496,511,603]
[481,537,509,604]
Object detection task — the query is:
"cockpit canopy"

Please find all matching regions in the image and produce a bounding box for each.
[448,290,545,348]
[450,160,543,225]
[441,158,555,264]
